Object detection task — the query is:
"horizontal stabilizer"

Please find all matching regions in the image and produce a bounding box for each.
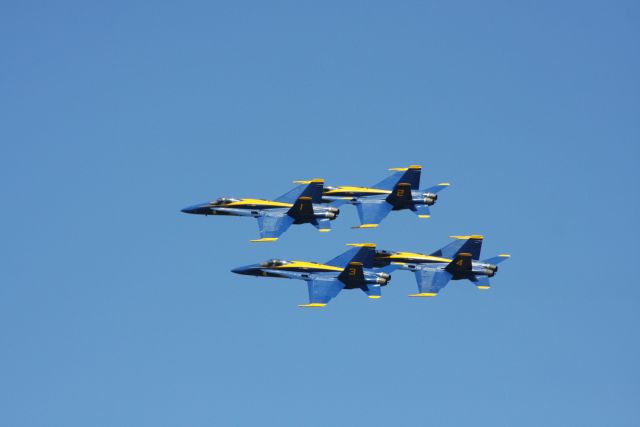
[483,254,511,265]
[422,182,450,194]
[312,217,332,232]
[363,284,382,299]
[471,275,491,290]
[412,204,431,218]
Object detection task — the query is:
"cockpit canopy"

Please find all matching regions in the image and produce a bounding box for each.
[210,197,240,206]
[260,259,290,268]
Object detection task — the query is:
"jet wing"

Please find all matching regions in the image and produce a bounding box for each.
[431,236,484,260]
[373,167,422,190]
[409,268,452,297]
[325,244,376,268]
[274,179,324,203]
[353,200,393,228]
[273,183,307,204]
[299,278,345,307]
[252,213,294,242]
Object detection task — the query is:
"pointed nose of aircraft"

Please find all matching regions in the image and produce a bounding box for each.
[181,203,209,214]
[231,266,245,274]
[231,264,256,275]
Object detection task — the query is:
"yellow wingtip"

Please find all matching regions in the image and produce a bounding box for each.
[352,224,379,229]
[499,254,511,257]
[293,178,324,184]
[418,215,431,218]
[438,182,451,186]
[388,165,422,171]
[368,295,382,299]
[318,229,331,232]
[408,293,438,297]
[449,235,484,240]
[477,286,490,290]
[250,237,279,243]
[298,303,327,308]
[347,243,376,248]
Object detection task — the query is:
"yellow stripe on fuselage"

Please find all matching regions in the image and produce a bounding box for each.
[273,261,344,272]
[324,186,391,196]
[386,252,451,263]
[225,198,293,208]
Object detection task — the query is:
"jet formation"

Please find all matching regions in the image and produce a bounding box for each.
[182,165,509,307]
[182,165,447,241]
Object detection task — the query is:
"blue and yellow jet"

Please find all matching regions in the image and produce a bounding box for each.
[231,243,391,307]
[181,179,339,242]
[322,165,450,228]
[373,235,510,297]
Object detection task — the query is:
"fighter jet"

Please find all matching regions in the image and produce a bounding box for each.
[373,235,510,297]
[322,165,450,229]
[231,243,391,307]
[181,179,339,242]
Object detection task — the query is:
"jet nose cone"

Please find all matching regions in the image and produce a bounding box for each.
[181,203,208,214]
[231,265,253,275]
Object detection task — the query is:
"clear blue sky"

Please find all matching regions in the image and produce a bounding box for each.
[1,1,639,426]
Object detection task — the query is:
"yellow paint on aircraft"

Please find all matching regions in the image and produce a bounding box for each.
[226,198,293,208]
[274,261,344,272]
[387,252,451,263]
[448,235,484,240]
[250,237,279,243]
[324,186,390,195]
